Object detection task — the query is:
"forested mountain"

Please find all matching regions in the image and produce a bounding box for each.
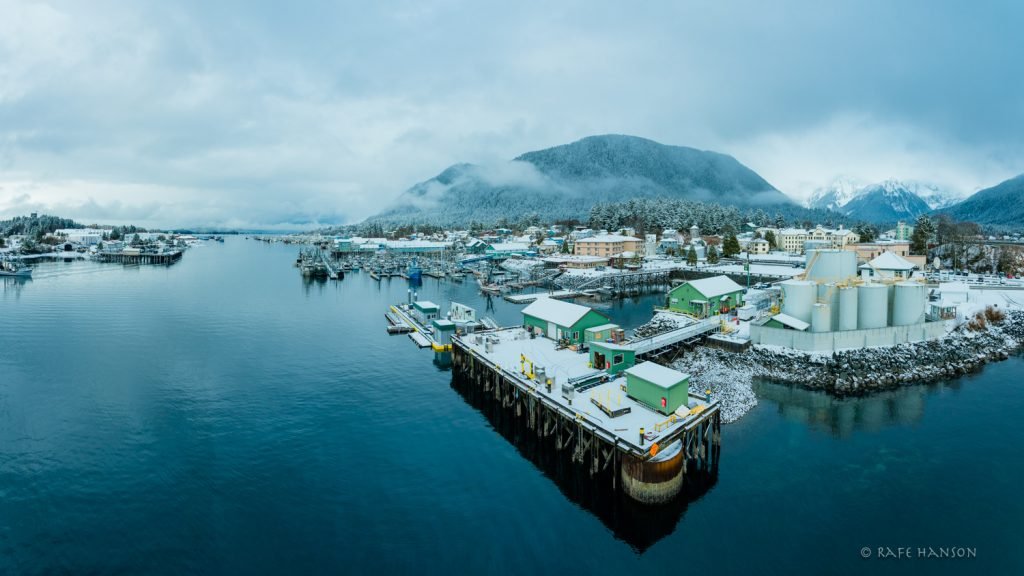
[365,135,794,228]
[938,174,1024,229]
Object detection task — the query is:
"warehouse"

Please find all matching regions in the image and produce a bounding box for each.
[667,275,745,318]
[521,298,611,345]
[624,362,691,415]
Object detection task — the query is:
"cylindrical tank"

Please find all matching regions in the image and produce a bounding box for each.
[781,280,816,323]
[838,250,858,280]
[818,283,840,328]
[857,284,889,329]
[893,282,928,325]
[838,286,858,331]
[811,303,832,333]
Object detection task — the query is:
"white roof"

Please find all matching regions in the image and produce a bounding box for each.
[522,297,600,327]
[576,234,641,243]
[585,323,619,333]
[488,242,531,251]
[414,300,439,310]
[771,313,810,331]
[866,251,916,271]
[684,275,744,298]
[625,362,690,388]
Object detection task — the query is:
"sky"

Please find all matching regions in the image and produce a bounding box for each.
[1,0,1022,229]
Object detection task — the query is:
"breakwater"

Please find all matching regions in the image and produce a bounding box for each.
[673,311,1024,423]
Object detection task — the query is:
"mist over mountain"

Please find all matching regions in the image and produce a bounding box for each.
[365,135,794,227]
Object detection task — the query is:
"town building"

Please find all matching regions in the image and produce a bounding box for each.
[667,275,745,318]
[521,298,611,345]
[777,225,861,254]
[573,234,644,258]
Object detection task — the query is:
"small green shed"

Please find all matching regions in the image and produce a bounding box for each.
[624,362,691,415]
[413,300,440,324]
[589,341,635,374]
[668,275,744,318]
[584,323,619,344]
[522,298,611,345]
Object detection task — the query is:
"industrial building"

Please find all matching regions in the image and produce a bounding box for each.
[624,362,691,416]
[751,249,944,351]
[667,276,745,318]
[522,298,612,345]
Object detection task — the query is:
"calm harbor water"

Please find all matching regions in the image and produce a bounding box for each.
[1,238,1021,574]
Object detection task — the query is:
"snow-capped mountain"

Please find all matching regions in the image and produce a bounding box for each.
[807,178,965,223]
[806,176,865,212]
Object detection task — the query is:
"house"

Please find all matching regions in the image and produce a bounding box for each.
[486,242,532,258]
[667,275,745,318]
[749,238,770,255]
[412,301,440,324]
[521,298,611,345]
[624,362,691,415]
[860,251,917,280]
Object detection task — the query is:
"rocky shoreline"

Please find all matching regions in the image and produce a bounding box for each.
[670,310,1024,423]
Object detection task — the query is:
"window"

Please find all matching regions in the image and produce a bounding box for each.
[572,331,579,340]
[613,354,624,365]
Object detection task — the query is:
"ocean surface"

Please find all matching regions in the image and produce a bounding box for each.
[1,238,1020,575]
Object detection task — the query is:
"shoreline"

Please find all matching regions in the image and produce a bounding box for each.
[671,310,1024,423]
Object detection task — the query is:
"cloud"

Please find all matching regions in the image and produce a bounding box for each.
[1,0,1022,228]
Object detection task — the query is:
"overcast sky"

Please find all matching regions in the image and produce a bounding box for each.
[2,0,1022,229]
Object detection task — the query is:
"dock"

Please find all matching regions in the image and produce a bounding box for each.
[95,250,184,265]
[504,289,588,304]
[452,328,721,504]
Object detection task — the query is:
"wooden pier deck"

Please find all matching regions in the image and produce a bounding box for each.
[95,250,184,265]
[452,328,721,504]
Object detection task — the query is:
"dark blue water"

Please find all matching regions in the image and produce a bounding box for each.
[2,239,1020,574]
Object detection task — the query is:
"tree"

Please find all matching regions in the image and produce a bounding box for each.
[686,245,698,266]
[131,234,142,247]
[722,233,741,258]
[854,223,877,243]
[910,215,934,255]
[764,230,777,250]
[706,244,720,264]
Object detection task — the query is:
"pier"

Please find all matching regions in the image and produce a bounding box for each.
[96,250,183,265]
[451,328,721,504]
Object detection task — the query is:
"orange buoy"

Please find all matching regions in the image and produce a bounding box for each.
[649,443,659,457]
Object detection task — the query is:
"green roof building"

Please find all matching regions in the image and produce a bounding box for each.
[668,275,744,318]
[589,341,635,374]
[625,362,691,415]
[522,298,611,345]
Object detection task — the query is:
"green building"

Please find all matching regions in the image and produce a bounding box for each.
[668,275,744,318]
[412,301,440,324]
[589,341,635,374]
[583,323,619,344]
[624,362,691,415]
[522,298,611,345]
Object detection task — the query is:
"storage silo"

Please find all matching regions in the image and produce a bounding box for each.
[806,250,837,282]
[837,250,858,280]
[818,283,840,328]
[892,282,928,325]
[838,286,858,331]
[857,284,889,329]
[781,280,817,323]
[811,303,832,333]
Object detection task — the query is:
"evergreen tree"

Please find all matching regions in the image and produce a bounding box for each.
[722,233,741,258]
[686,245,698,266]
[706,244,719,264]
[764,230,777,250]
[910,215,934,255]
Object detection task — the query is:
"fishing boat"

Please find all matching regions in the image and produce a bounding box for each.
[0,259,33,278]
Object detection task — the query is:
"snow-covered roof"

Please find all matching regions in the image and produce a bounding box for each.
[522,297,603,327]
[541,255,608,264]
[487,242,531,251]
[414,300,439,310]
[576,234,641,243]
[683,275,744,298]
[780,228,807,235]
[625,362,690,389]
[585,323,619,333]
[865,251,916,271]
[771,313,810,331]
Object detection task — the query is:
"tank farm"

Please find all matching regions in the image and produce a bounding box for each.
[450,336,722,504]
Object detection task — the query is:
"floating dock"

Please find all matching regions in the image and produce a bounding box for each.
[503,289,588,304]
[451,328,721,504]
[95,250,184,265]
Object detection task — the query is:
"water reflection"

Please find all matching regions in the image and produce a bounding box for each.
[753,379,966,437]
[451,371,717,553]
